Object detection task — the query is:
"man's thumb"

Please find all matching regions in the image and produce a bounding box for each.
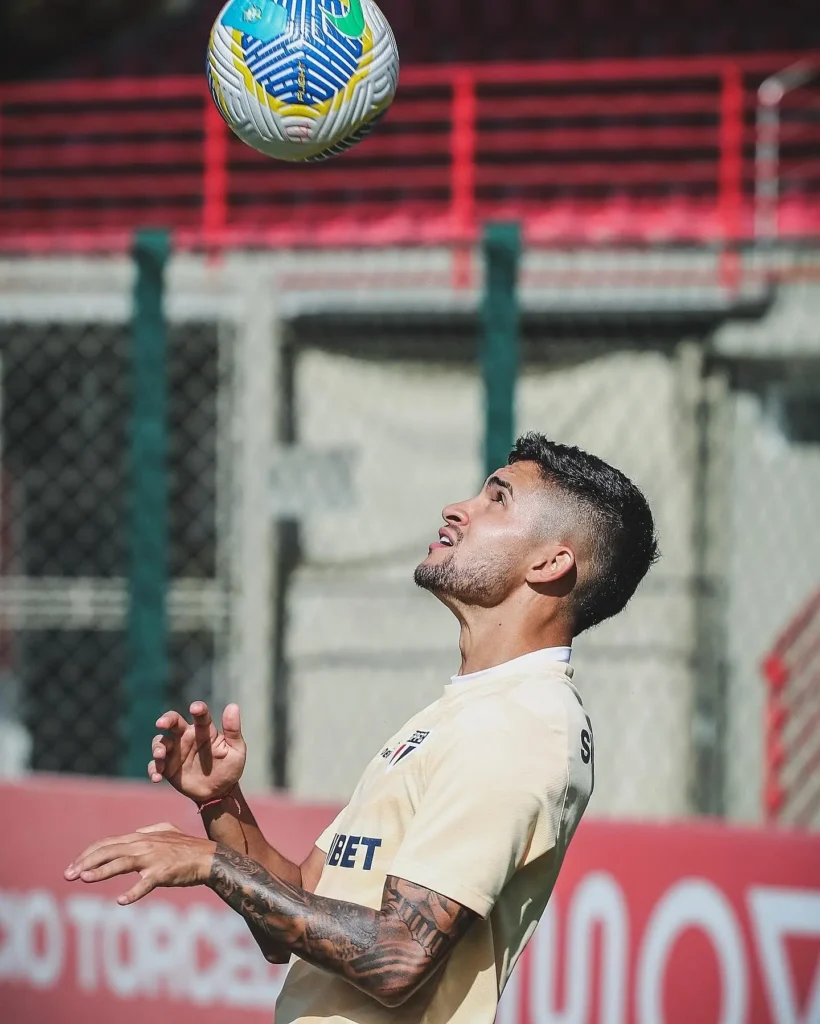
[222,703,244,744]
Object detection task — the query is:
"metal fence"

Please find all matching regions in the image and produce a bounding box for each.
[2,53,819,248]
[0,276,225,779]
[0,242,818,828]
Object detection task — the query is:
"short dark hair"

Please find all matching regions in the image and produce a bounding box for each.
[508,432,659,634]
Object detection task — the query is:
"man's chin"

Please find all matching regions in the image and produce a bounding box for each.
[417,551,442,570]
[413,559,449,593]
[414,555,511,609]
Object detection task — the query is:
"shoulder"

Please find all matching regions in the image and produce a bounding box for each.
[452,677,583,734]
[381,697,443,746]
[431,687,578,773]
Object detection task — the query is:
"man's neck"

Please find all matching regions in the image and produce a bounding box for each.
[455,607,573,676]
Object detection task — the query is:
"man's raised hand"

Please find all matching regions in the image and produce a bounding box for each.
[149,702,246,804]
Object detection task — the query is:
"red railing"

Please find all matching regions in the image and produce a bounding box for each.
[763,590,820,828]
[1,52,819,251]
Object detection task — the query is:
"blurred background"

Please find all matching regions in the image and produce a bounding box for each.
[1,0,818,830]
[1,2,820,1021]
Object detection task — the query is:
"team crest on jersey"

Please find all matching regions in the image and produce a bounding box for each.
[380,729,430,769]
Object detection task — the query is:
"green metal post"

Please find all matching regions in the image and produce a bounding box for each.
[124,228,170,777]
[481,222,522,477]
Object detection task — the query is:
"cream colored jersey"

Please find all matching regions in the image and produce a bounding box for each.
[275,650,594,1024]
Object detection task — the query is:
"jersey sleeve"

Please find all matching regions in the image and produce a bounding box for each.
[389,711,569,918]
[314,806,348,853]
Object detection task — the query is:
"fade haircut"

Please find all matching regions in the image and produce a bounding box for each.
[508,432,659,634]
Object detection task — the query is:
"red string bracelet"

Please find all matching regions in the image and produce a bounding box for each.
[197,788,239,815]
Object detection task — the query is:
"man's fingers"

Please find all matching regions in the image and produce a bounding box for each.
[151,736,166,767]
[136,822,181,835]
[78,856,137,884]
[66,840,136,879]
[221,703,244,745]
[148,731,175,783]
[190,701,212,728]
[155,710,188,738]
[65,835,136,877]
[151,734,175,765]
[151,732,171,755]
[190,701,214,775]
[118,874,155,906]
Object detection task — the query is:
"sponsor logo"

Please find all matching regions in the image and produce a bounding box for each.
[496,877,820,1024]
[3,880,817,1017]
[0,888,286,1007]
[325,834,382,871]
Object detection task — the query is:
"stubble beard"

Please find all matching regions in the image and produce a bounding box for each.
[413,549,513,607]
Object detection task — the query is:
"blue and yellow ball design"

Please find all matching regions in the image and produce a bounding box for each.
[207,0,399,161]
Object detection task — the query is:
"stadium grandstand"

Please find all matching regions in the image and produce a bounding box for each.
[1,0,820,252]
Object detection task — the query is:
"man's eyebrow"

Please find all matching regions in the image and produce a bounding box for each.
[486,475,514,498]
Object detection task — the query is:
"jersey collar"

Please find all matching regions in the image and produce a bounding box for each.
[448,646,573,688]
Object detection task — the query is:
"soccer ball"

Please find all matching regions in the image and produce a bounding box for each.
[207,0,399,162]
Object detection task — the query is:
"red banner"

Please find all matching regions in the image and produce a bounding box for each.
[1,776,819,1023]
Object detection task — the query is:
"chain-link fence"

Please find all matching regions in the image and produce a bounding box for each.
[1,244,818,827]
[0,258,226,779]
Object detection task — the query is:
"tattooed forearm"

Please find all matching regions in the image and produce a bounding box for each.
[385,880,454,960]
[207,844,476,1006]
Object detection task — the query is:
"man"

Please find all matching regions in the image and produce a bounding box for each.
[66,432,658,1022]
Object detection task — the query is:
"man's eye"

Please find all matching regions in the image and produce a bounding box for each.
[494,492,505,503]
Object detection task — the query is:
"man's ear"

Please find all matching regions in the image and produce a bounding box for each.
[525,544,575,586]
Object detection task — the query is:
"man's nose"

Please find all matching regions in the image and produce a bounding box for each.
[442,502,468,527]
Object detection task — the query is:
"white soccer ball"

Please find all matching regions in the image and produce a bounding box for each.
[207,0,399,162]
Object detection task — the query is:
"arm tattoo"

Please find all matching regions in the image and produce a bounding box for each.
[208,844,476,1005]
